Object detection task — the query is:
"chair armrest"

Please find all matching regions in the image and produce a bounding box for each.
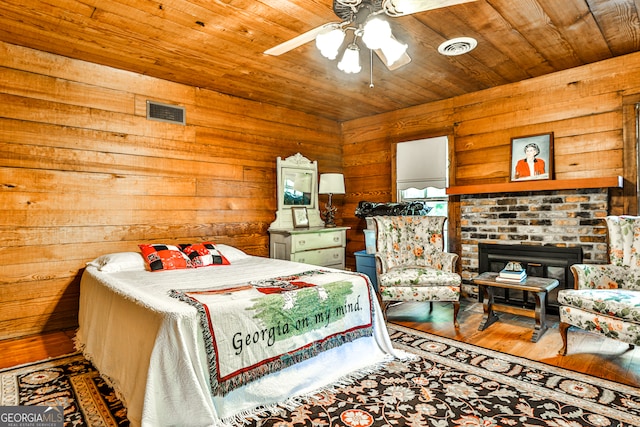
[433,252,459,272]
[570,264,640,290]
[374,253,389,275]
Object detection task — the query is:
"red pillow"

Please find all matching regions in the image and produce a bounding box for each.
[139,244,193,271]
[179,242,230,267]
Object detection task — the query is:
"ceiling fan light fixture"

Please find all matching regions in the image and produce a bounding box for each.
[362,17,392,50]
[315,27,346,60]
[338,43,362,74]
[383,0,417,15]
[438,37,477,56]
[383,0,479,17]
[379,36,408,65]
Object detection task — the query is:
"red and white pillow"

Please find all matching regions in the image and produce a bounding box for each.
[179,242,230,267]
[138,242,230,271]
[139,244,193,271]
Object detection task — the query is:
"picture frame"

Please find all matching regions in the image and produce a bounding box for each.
[291,207,309,228]
[510,132,553,182]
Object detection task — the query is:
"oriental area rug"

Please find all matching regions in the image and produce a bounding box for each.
[2,325,640,427]
[0,353,128,427]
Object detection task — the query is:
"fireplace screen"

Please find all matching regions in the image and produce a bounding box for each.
[478,243,583,313]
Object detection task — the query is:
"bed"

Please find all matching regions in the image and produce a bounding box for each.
[76,244,399,427]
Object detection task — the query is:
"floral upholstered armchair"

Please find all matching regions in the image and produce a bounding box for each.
[558,215,640,355]
[373,216,461,326]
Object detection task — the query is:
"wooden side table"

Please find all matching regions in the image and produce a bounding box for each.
[472,271,559,342]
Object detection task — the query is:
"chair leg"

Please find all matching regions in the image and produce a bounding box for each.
[453,301,460,328]
[558,322,570,355]
[374,291,388,322]
[380,301,391,322]
[428,301,433,314]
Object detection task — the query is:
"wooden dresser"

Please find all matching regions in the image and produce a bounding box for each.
[268,226,349,269]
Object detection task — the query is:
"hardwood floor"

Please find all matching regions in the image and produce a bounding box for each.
[0,329,76,370]
[1,298,638,389]
[389,298,640,387]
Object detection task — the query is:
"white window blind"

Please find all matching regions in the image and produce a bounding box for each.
[396,136,448,192]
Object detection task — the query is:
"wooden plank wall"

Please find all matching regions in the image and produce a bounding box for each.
[4,42,640,341]
[342,50,640,267]
[0,41,342,340]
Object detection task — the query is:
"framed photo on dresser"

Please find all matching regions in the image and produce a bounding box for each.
[292,207,309,228]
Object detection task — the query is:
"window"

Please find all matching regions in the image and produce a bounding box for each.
[396,136,449,247]
[396,136,448,199]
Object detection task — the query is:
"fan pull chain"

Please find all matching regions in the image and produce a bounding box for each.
[369,49,374,88]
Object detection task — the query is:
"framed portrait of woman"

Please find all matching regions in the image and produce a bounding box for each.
[510,133,553,182]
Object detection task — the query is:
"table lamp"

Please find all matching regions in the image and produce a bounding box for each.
[318,173,345,228]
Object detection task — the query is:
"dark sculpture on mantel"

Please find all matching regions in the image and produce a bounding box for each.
[354,201,431,218]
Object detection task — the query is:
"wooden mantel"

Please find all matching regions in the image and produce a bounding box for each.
[446,176,623,196]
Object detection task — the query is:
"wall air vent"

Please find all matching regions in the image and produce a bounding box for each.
[146,101,186,125]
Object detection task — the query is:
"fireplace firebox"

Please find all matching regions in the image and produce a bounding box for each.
[477,243,583,313]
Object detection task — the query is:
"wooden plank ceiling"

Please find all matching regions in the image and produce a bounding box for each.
[1,0,639,122]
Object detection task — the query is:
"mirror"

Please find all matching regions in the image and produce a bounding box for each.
[270,153,323,229]
[283,170,313,206]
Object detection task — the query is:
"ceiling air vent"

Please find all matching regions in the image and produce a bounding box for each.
[438,37,477,56]
[146,101,186,125]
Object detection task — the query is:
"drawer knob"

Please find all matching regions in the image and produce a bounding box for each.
[333,253,339,259]
[299,240,306,246]
[333,237,340,242]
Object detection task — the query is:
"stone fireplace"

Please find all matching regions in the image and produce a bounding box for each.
[459,188,609,298]
[477,242,583,313]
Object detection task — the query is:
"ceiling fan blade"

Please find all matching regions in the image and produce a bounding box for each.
[382,0,477,17]
[264,22,341,56]
[375,49,412,71]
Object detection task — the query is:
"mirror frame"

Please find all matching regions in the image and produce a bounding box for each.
[270,153,323,229]
[281,168,315,208]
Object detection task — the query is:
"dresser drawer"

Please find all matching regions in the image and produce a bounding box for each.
[291,247,344,266]
[269,226,349,269]
[290,230,345,252]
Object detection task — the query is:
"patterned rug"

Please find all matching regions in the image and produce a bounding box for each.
[0,353,128,426]
[246,325,640,427]
[2,326,639,426]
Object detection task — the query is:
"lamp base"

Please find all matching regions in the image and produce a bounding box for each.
[322,201,338,228]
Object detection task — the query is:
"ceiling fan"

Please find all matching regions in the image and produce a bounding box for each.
[264,0,477,74]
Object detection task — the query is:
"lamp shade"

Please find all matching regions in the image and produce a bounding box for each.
[319,173,345,195]
[338,44,361,74]
[316,27,345,60]
[362,17,392,50]
[380,36,408,66]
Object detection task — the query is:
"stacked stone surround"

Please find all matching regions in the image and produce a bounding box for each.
[459,188,609,283]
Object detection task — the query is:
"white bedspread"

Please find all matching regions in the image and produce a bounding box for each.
[76,250,398,427]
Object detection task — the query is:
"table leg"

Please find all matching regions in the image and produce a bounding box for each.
[531,291,548,342]
[478,284,499,331]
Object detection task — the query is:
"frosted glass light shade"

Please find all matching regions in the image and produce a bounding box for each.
[362,18,392,50]
[380,36,408,65]
[315,28,345,60]
[338,44,361,74]
[319,173,345,194]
